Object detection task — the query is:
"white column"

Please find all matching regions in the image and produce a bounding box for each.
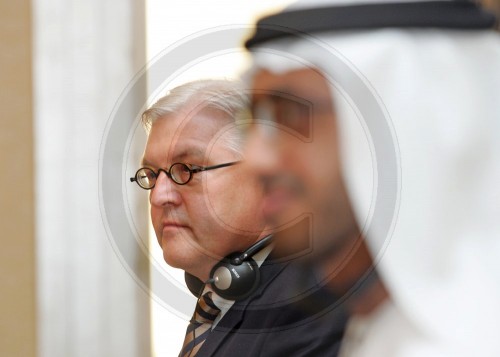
[33,1,150,356]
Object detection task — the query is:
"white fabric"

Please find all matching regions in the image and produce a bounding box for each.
[248,4,500,356]
[340,300,452,357]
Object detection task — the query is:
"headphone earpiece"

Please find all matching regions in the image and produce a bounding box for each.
[209,252,260,301]
[209,235,273,301]
[184,235,273,301]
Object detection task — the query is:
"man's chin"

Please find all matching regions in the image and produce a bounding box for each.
[161,248,209,280]
[160,242,185,269]
[161,251,180,269]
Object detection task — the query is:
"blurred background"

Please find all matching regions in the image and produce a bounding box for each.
[1,1,498,357]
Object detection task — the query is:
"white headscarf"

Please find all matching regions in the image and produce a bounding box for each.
[248,1,500,355]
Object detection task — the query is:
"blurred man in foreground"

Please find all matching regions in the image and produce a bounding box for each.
[244,0,500,355]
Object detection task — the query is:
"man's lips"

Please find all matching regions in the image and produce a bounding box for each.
[161,221,189,232]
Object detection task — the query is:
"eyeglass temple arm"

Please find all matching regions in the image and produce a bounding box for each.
[129,171,158,183]
[196,161,240,172]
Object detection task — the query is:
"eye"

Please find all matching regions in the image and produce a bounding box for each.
[274,97,311,138]
[252,96,312,140]
[170,163,193,184]
[186,164,203,172]
[136,168,157,189]
[146,169,157,179]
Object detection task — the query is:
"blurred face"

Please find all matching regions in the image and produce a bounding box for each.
[144,107,266,280]
[246,68,357,257]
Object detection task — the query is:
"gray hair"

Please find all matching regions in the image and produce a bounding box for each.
[141,79,250,157]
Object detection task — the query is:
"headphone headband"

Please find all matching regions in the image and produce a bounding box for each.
[231,234,274,265]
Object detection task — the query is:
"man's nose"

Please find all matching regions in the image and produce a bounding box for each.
[244,121,283,177]
[149,171,182,207]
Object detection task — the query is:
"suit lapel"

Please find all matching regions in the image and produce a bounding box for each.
[197,255,289,356]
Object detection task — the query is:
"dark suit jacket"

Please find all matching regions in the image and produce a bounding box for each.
[197,255,349,356]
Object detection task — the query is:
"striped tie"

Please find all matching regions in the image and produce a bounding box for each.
[179,291,221,357]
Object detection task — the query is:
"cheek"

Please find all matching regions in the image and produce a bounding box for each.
[295,130,339,181]
[150,205,160,226]
[205,177,265,235]
[206,181,241,222]
[282,144,315,185]
[193,182,230,234]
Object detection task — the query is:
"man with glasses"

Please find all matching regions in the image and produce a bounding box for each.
[131,79,347,356]
[132,79,266,286]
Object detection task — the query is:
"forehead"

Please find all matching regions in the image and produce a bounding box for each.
[252,67,332,102]
[251,67,337,135]
[143,107,232,164]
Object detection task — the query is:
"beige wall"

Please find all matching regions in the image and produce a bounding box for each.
[0,1,37,356]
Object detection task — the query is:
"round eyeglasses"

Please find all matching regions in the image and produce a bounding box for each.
[130,161,240,189]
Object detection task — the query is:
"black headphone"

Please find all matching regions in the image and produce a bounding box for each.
[185,235,273,301]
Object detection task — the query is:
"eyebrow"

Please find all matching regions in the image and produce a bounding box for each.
[140,158,154,168]
[141,146,207,168]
